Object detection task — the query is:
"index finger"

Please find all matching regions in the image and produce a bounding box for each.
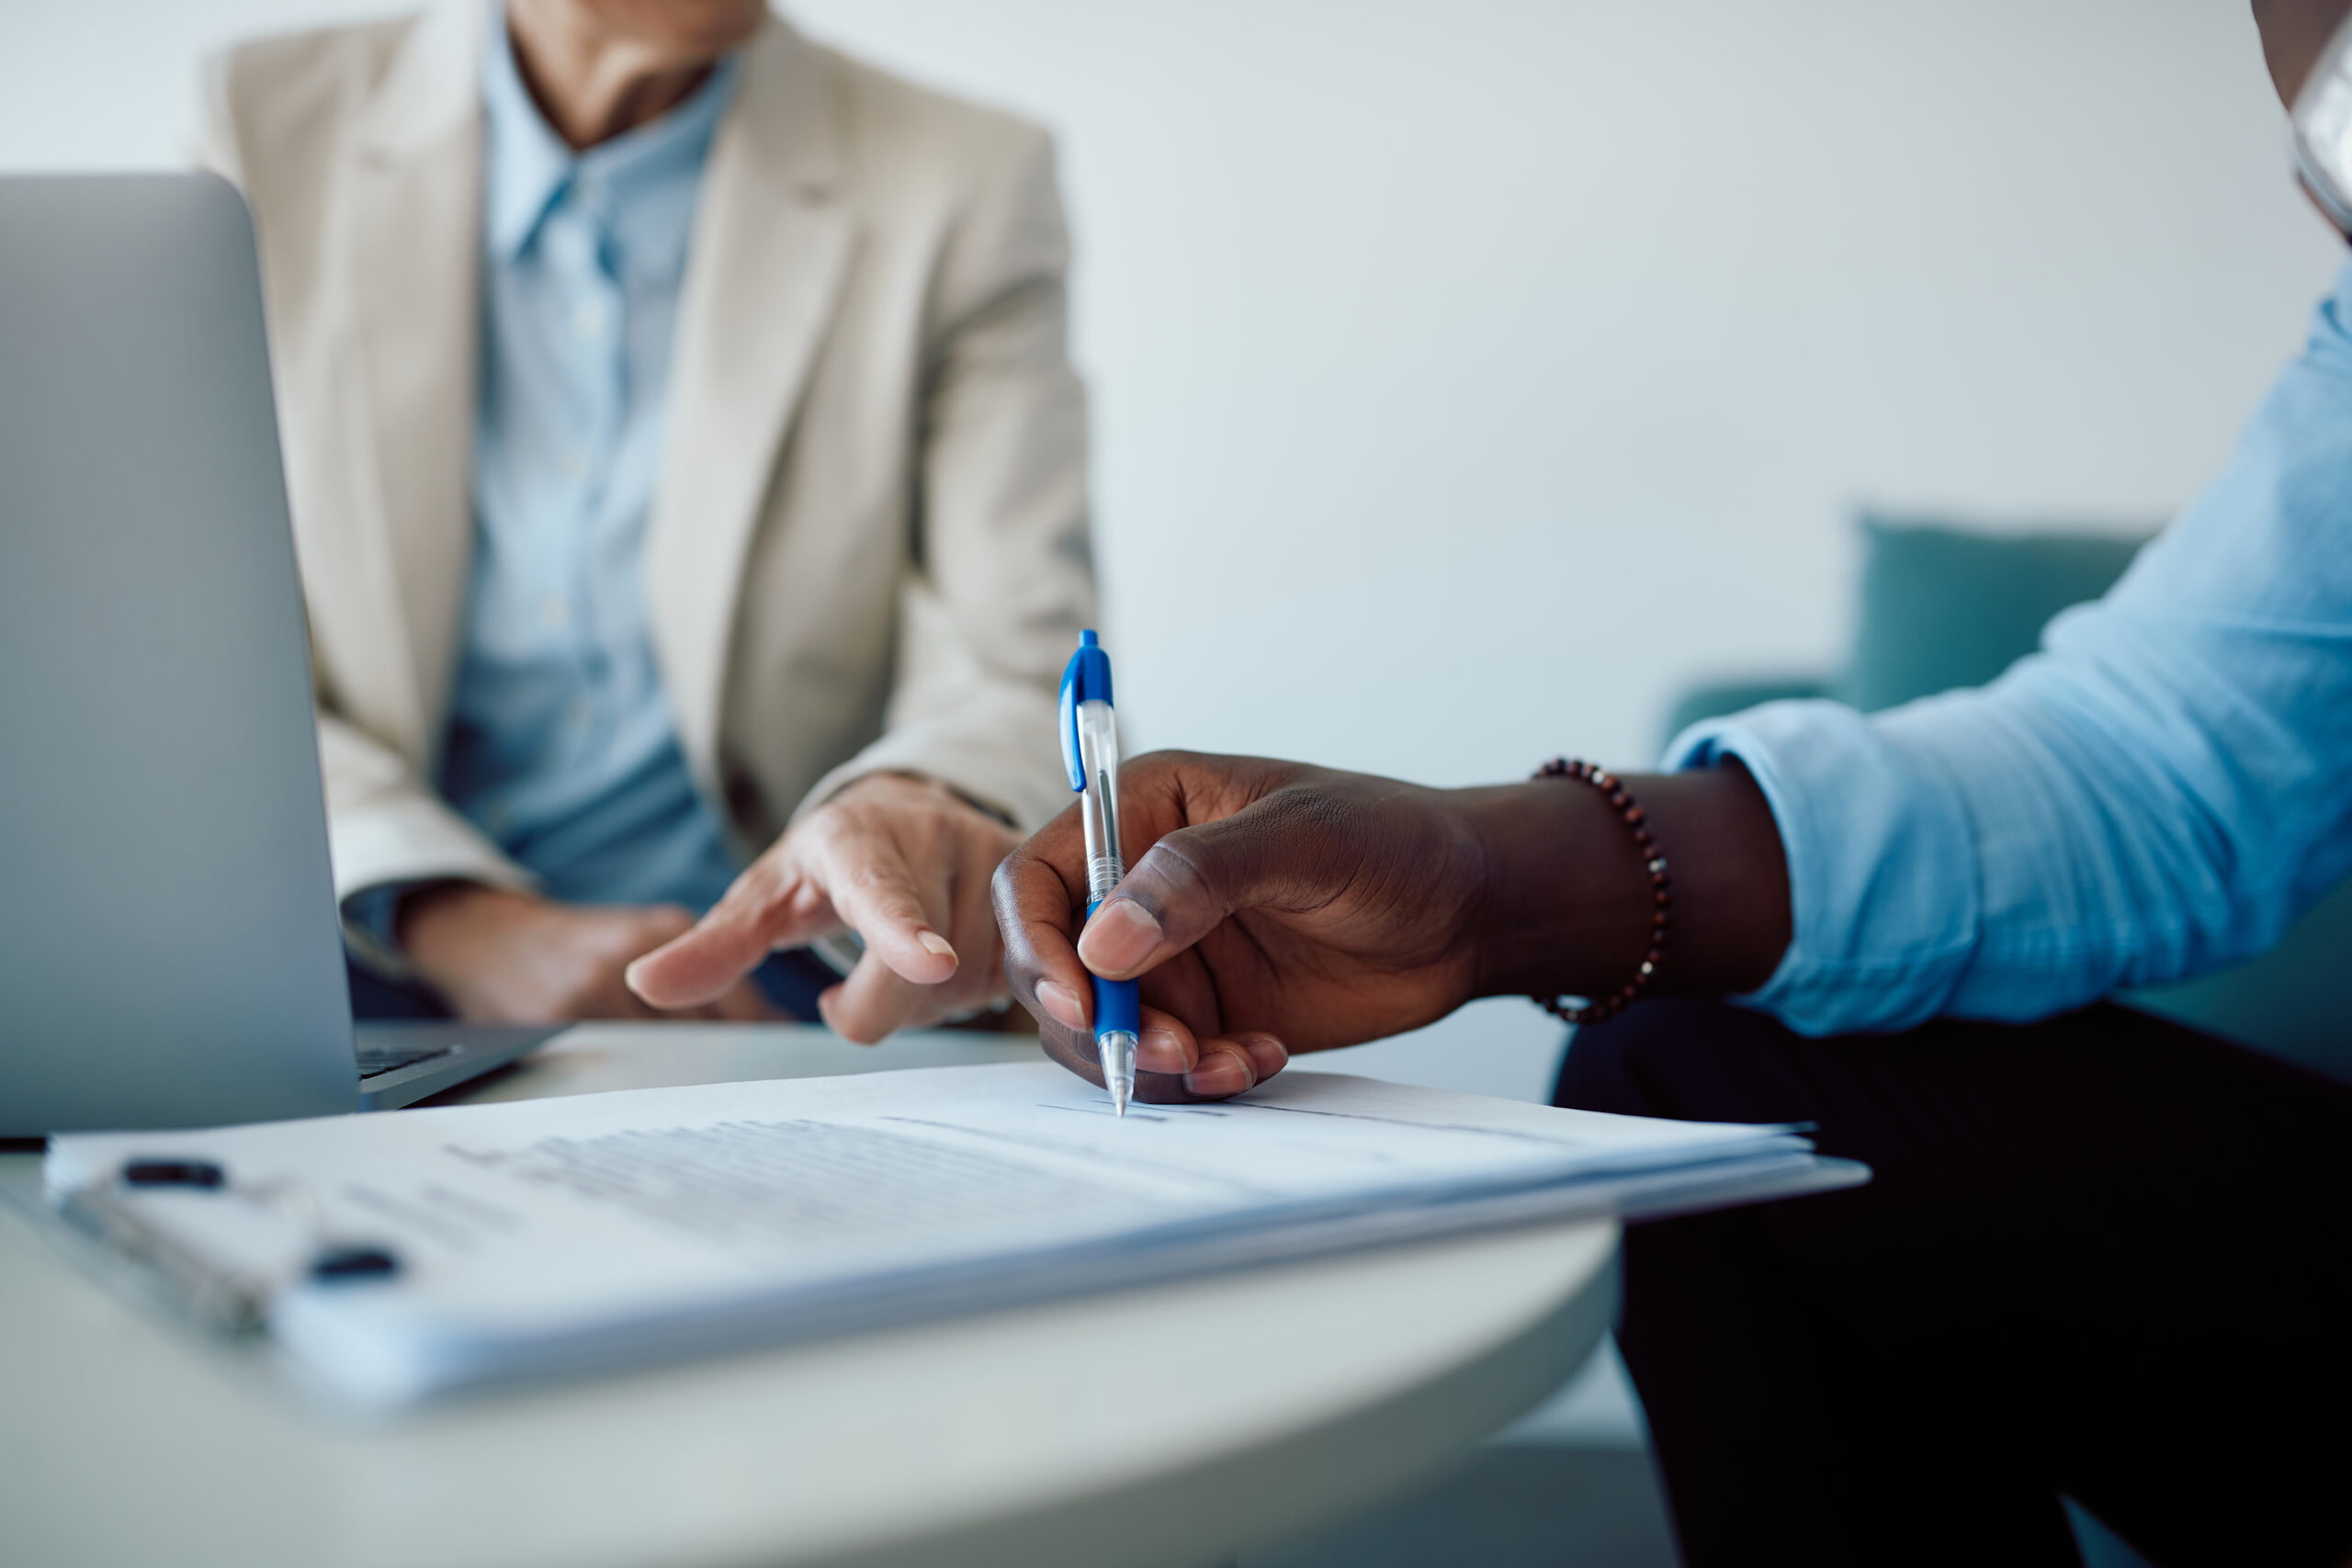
[995,819,1216,1105]
[627,867,811,1010]
[811,830,959,988]
[990,808,1094,1037]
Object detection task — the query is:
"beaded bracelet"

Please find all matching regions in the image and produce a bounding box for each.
[1530,758,1670,1027]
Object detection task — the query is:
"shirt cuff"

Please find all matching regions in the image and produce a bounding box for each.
[1665,699,1983,1036]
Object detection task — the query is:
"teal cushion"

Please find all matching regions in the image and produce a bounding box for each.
[1838,516,2151,713]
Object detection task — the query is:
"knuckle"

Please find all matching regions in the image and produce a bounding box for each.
[738,852,793,908]
[848,861,919,916]
[1142,830,1226,910]
[904,814,944,864]
[806,806,861,852]
[1264,782,1358,845]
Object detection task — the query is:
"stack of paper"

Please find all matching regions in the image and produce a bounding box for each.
[45,1063,1864,1407]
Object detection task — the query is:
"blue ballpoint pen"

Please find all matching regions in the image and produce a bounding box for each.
[1059,630,1140,1115]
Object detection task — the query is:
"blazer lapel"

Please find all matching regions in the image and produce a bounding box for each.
[647,16,852,795]
[345,0,483,761]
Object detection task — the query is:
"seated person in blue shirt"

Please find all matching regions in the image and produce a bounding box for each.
[988,2,2352,1561]
[198,0,1095,1033]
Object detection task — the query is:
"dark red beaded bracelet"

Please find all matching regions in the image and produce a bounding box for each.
[1530,758,1670,1027]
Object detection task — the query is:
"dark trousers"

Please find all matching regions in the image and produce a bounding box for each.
[1555,998,2352,1568]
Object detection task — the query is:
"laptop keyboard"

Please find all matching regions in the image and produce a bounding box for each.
[354,1043,458,1079]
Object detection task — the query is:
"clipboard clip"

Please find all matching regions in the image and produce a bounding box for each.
[58,1157,401,1334]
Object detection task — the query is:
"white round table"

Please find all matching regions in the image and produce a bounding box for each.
[0,1024,1619,1568]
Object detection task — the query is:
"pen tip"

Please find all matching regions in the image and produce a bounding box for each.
[1101,1030,1137,1121]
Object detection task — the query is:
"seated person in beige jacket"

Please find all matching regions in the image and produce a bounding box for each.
[201,0,1094,1036]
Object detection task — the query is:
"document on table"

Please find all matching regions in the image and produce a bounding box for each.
[44,1063,1866,1407]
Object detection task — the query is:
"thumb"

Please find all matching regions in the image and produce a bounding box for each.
[1076,795,1329,980]
[627,874,827,1010]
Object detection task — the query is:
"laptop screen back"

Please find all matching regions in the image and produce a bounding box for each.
[0,174,356,1134]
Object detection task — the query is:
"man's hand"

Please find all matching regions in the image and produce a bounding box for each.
[400,885,778,1023]
[992,750,1792,1105]
[991,753,1497,1104]
[625,772,1021,1042]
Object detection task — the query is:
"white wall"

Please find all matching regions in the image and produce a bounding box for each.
[5,0,2342,1103]
[792,0,2340,770]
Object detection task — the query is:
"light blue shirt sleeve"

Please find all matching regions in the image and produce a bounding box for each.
[1671,261,2352,1035]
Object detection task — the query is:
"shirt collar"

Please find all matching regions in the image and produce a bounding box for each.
[481,6,739,267]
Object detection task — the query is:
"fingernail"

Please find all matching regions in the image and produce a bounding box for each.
[1242,1034,1289,1077]
[1035,979,1086,1031]
[917,930,957,962]
[1138,1024,1189,1073]
[1186,1049,1251,1097]
[1078,900,1161,976]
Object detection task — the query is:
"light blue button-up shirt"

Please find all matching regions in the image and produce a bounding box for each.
[1675,262,2352,1037]
[435,20,742,911]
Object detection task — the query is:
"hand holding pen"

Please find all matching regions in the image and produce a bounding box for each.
[996,747,1788,1104]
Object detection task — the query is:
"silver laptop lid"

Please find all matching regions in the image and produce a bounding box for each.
[0,174,356,1134]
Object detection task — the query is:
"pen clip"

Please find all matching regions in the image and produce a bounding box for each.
[1059,654,1083,793]
[1059,629,1113,794]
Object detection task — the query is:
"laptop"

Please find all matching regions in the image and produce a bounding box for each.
[0,174,555,1136]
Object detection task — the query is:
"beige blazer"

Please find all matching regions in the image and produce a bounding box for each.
[196,1,1095,929]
